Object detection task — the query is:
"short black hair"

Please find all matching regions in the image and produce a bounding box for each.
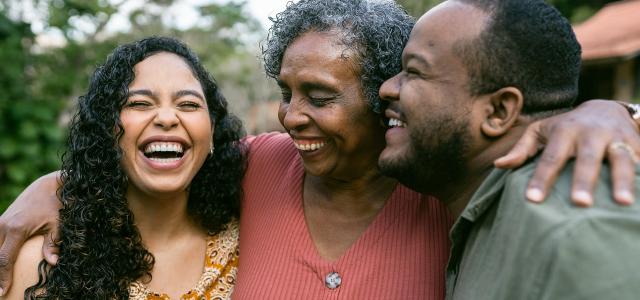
[454,0,582,116]
[262,0,415,113]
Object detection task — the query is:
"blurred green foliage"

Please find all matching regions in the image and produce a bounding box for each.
[0,12,64,210]
[0,0,277,211]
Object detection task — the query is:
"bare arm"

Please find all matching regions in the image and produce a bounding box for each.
[0,236,44,300]
[495,100,640,206]
[0,173,60,295]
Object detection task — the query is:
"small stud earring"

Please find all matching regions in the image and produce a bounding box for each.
[209,145,214,157]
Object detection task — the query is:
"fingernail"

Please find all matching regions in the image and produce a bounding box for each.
[615,190,634,206]
[0,287,4,296]
[527,188,544,202]
[495,155,509,162]
[573,190,593,207]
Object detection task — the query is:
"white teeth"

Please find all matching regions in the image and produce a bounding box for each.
[388,118,406,128]
[144,142,184,154]
[148,157,181,163]
[293,141,326,152]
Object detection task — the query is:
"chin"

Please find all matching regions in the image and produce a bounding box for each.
[378,147,409,173]
[378,150,426,190]
[133,175,192,196]
[301,159,332,176]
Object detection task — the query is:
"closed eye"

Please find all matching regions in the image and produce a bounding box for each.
[406,67,421,76]
[178,101,202,111]
[125,100,153,109]
[308,96,335,107]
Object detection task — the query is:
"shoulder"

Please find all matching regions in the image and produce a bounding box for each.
[494,159,640,234]
[502,158,639,213]
[1,236,44,300]
[244,132,299,175]
[533,211,640,299]
[244,132,293,154]
[492,160,640,298]
[457,161,640,299]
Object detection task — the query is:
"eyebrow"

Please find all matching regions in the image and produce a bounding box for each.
[300,82,338,93]
[174,89,205,101]
[127,89,155,99]
[127,89,205,101]
[276,78,337,93]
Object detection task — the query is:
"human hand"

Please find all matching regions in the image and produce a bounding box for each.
[0,172,61,296]
[495,100,640,206]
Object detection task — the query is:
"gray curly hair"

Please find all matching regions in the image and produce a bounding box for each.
[262,0,415,113]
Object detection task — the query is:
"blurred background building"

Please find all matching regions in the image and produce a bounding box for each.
[0,0,638,210]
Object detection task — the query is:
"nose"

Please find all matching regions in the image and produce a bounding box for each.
[279,97,310,132]
[154,106,179,129]
[379,73,401,103]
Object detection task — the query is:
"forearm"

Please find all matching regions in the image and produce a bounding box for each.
[1,171,62,233]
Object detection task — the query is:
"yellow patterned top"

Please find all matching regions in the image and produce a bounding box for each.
[129,220,239,300]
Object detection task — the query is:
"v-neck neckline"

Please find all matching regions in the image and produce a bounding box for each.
[287,156,401,269]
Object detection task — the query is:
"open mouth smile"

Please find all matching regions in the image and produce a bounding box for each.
[388,118,406,128]
[143,142,186,163]
[293,139,327,152]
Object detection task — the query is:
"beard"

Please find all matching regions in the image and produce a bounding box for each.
[379,113,471,195]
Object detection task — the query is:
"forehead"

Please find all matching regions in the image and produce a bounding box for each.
[403,1,487,65]
[130,52,202,89]
[280,31,359,81]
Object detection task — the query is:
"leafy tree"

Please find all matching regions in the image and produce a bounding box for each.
[0,11,64,208]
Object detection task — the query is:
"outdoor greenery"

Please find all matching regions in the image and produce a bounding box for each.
[0,0,279,211]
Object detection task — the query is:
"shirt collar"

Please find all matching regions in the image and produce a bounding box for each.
[459,167,511,223]
[449,167,511,250]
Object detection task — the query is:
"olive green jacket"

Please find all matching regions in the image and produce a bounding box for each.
[446,160,640,300]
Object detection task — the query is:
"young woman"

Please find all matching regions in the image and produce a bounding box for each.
[2,37,245,299]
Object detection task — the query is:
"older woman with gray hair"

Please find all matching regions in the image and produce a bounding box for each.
[235,1,450,298]
[1,0,640,299]
[233,0,640,298]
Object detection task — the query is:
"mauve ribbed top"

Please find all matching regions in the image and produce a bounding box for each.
[233,133,453,300]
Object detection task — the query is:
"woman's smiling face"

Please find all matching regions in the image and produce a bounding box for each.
[119,52,213,197]
[277,31,387,180]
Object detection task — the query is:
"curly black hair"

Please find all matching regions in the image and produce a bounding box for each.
[25,36,246,299]
[453,0,582,116]
[262,0,415,114]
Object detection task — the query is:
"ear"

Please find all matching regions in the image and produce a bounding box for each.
[480,87,523,138]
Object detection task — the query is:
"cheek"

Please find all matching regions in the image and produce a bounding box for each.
[185,113,214,147]
[118,112,140,151]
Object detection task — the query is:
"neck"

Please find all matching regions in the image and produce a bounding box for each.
[436,123,529,219]
[305,166,398,215]
[126,187,199,249]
